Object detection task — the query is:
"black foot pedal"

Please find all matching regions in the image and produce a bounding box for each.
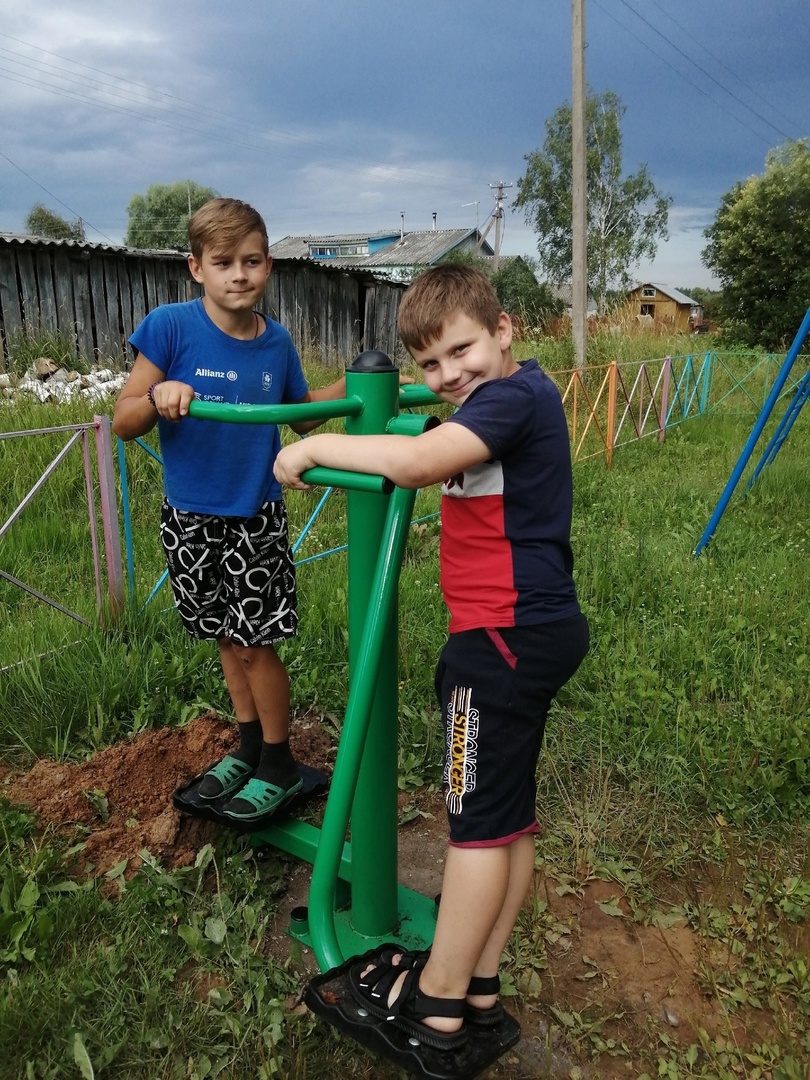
[305,944,521,1080]
[172,763,328,832]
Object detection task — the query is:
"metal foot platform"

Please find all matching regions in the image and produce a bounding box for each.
[305,944,521,1080]
[172,763,328,832]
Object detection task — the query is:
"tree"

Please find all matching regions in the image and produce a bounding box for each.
[702,140,810,350]
[125,180,219,250]
[514,90,671,315]
[490,257,562,330]
[24,203,85,241]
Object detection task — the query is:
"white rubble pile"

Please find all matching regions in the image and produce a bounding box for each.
[0,360,127,405]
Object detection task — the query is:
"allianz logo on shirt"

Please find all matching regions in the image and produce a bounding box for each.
[195,368,238,381]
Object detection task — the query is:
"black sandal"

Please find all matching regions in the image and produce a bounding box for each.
[349,952,467,1051]
[465,974,505,1027]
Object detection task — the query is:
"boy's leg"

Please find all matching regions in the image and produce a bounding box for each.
[356,844,512,1035]
[218,638,290,739]
[466,833,535,1008]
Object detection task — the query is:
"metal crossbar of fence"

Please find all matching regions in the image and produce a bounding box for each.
[0,416,124,625]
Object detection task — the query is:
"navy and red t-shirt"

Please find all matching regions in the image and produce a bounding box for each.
[441,359,581,633]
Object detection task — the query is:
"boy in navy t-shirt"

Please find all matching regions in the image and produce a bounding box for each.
[274,264,589,1049]
[113,198,346,822]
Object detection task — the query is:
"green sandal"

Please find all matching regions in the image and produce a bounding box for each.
[222,775,304,821]
[197,755,255,801]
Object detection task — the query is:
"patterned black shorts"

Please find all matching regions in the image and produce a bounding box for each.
[159,499,297,646]
[435,614,589,846]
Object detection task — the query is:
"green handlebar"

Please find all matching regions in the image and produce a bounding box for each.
[300,467,393,494]
[398,384,441,407]
[188,397,363,425]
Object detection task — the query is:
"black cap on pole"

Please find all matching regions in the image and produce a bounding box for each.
[349,350,397,373]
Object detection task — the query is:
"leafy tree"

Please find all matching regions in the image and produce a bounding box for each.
[490,257,562,329]
[702,139,810,349]
[125,180,219,250]
[24,203,85,241]
[514,89,671,315]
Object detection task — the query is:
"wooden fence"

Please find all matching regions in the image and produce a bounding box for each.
[0,235,407,370]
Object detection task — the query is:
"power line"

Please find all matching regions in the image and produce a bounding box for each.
[643,0,805,134]
[591,0,793,149]
[615,0,796,142]
[0,149,114,243]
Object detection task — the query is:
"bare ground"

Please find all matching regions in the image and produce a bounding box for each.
[0,713,789,1078]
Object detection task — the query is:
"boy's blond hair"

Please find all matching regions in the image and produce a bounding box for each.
[187,198,269,260]
[397,264,502,353]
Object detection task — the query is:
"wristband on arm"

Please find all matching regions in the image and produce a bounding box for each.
[146,382,159,409]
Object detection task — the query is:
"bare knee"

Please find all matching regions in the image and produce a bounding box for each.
[230,642,259,669]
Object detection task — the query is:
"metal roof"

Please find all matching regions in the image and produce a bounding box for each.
[633,282,699,306]
[0,232,185,259]
[270,228,493,268]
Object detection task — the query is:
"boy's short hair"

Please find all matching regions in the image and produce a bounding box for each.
[397,264,502,352]
[188,198,269,260]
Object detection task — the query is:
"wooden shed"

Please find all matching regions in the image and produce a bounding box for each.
[623,283,703,332]
[0,234,407,370]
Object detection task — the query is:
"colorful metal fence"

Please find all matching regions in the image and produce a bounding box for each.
[0,415,124,625]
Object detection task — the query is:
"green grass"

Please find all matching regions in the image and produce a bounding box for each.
[2,341,810,1077]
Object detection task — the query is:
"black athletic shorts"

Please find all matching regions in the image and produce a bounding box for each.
[159,499,297,647]
[435,614,589,847]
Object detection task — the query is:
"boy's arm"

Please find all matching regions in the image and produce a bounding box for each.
[289,376,347,435]
[112,354,195,440]
[274,422,490,490]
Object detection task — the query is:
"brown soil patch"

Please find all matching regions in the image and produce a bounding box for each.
[0,717,780,1076]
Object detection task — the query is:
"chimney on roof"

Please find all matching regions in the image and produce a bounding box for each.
[432,212,437,230]
[400,212,405,240]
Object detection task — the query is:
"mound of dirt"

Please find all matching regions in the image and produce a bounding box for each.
[1,711,334,875]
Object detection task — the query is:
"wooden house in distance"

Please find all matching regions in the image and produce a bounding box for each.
[270,223,495,283]
[623,282,704,332]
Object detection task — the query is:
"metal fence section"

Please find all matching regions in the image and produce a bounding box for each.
[546,350,804,465]
[0,415,124,626]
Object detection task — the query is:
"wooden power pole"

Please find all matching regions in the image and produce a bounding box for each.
[571,0,587,369]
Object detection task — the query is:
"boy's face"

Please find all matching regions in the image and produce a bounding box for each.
[410,310,517,406]
[188,231,271,318]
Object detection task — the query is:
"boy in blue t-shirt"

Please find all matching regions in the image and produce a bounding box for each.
[113,197,347,822]
[274,264,589,1050]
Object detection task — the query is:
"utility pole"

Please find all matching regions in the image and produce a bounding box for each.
[475,182,512,272]
[571,0,588,369]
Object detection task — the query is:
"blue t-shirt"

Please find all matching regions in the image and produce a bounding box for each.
[441,360,580,631]
[130,299,308,515]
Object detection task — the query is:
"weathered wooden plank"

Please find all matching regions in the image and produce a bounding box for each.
[34,249,58,333]
[71,259,94,362]
[144,263,160,313]
[17,249,40,336]
[103,258,124,362]
[52,250,76,349]
[0,250,23,352]
[89,256,110,354]
[154,261,169,307]
[128,261,146,332]
[116,259,133,347]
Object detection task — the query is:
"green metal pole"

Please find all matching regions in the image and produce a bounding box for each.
[344,350,400,939]
[307,483,417,969]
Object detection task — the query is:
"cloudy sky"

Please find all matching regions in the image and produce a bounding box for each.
[0,0,807,289]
